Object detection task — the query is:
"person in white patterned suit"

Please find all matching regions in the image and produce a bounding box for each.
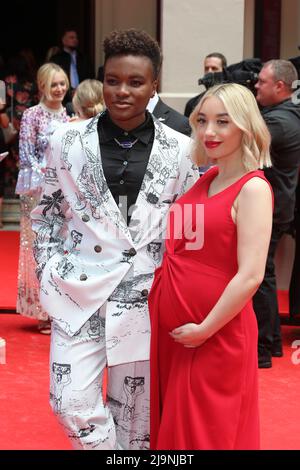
[31,29,198,450]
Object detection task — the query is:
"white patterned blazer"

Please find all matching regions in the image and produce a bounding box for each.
[31,112,198,366]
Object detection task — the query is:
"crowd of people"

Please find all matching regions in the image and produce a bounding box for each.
[1,26,300,451]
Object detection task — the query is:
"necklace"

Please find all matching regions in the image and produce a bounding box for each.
[114,137,139,149]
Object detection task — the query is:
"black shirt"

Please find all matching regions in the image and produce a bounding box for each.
[98,111,154,225]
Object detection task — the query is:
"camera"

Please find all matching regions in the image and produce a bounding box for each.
[198,69,258,92]
[198,58,262,94]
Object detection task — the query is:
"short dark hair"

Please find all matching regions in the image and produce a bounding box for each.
[61,28,77,36]
[205,52,227,68]
[103,29,162,79]
[263,59,298,90]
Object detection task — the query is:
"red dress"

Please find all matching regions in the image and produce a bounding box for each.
[149,166,269,450]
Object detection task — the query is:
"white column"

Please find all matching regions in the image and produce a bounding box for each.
[160,0,247,112]
[280,0,300,59]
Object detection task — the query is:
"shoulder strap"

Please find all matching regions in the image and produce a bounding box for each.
[235,170,268,189]
[199,165,218,182]
[229,170,273,203]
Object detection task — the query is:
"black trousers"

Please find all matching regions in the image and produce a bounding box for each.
[289,225,300,316]
[289,181,300,317]
[253,222,290,355]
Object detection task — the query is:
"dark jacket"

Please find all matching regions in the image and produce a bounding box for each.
[184,91,206,118]
[153,98,191,136]
[51,50,94,104]
[262,98,300,224]
[51,50,94,86]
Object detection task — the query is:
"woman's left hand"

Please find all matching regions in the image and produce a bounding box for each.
[170,323,208,348]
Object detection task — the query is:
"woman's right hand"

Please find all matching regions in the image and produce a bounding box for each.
[170,322,209,348]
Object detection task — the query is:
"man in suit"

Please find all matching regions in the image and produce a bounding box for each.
[253,59,300,368]
[184,52,227,117]
[51,29,94,100]
[148,91,191,136]
[31,29,198,450]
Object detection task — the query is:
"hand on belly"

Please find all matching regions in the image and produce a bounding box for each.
[170,322,208,348]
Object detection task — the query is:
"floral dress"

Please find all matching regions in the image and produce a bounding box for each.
[16,102,68,319]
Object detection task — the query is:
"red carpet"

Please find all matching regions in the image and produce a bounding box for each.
[1,313,300,450]
[0,231,19,310]
[259,324,300,450]
[277,289,289,315]
[0,314,72,450]
[0,235,299,449]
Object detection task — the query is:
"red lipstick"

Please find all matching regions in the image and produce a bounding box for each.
[205,141,221,149]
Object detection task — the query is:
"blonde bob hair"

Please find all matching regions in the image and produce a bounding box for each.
[37,63,69,101]
[72,79,104,119]
[189,83,272,171]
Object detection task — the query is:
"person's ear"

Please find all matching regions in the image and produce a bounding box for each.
[275,80,286,94]
[151,80,158,97]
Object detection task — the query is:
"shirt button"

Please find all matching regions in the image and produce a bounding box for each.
[124,131,128,136]
[141,289,149,297]
[80,274,88,281]
[94,245,102,253]
[128,248,137,257]
[82,214,90,222]
[120,180,124,185]
[123,161,128,166]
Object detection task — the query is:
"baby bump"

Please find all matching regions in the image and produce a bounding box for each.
[158,255,232,332]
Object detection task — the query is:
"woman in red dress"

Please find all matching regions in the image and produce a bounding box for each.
[149,83,273,450]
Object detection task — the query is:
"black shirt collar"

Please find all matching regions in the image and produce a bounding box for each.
[98,110,154,146]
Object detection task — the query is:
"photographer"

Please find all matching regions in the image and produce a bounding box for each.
[253,59,300,368]
[184,52,227,117]
[197,58,262,95]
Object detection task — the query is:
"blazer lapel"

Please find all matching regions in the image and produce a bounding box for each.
[80,114,132,242]
[129,118,180,242]
[79,115,180,245]
[153,98,169,124]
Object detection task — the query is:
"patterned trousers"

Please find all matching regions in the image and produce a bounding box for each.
[49,307,150,450]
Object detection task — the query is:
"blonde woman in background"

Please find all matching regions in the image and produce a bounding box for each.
[16,63,69,333]
[0,103,9,228]
[71,79,104,120]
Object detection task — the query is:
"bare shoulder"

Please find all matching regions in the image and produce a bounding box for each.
[236,176,272,228]
[240,176,272,200]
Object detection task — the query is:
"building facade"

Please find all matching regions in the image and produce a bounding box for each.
[94,0,300,112]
